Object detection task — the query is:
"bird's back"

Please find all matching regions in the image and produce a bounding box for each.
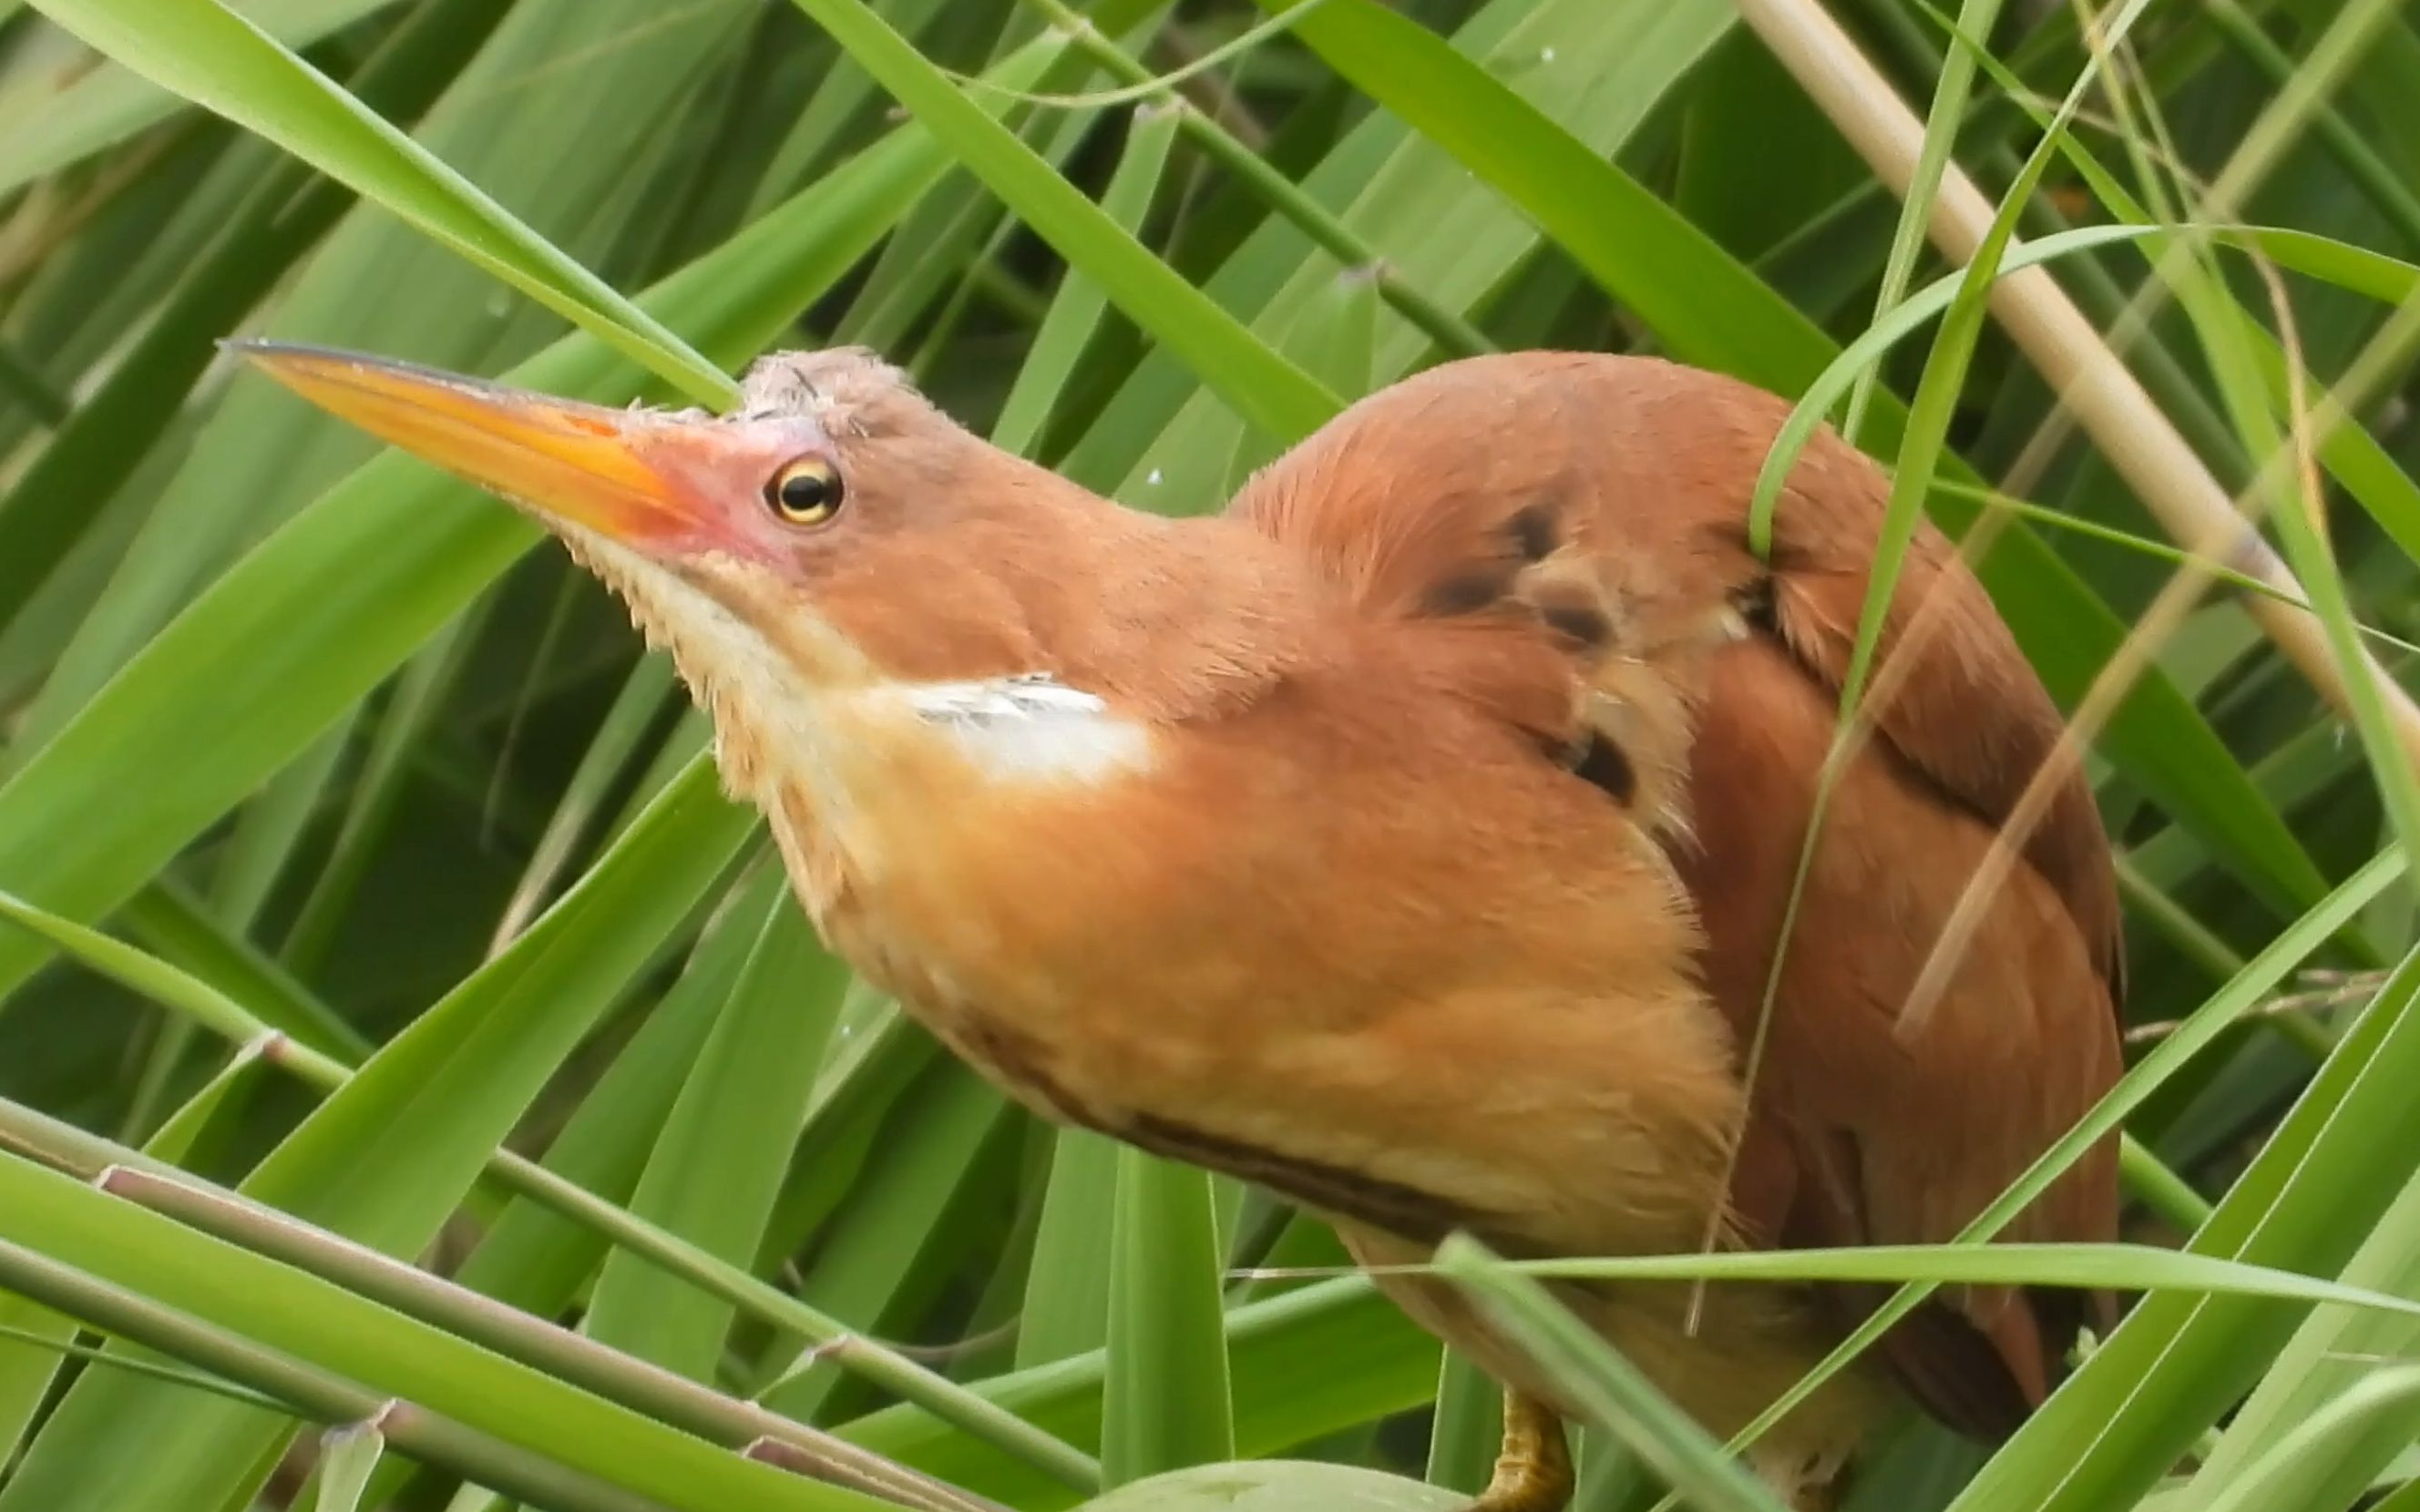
[1230,351,2124,1444]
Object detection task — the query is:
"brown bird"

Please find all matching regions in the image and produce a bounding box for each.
[238,341,2123,1512]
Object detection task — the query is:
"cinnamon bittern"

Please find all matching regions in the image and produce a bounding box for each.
[237,340,2123,1511]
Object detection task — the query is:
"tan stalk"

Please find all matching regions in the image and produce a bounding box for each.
[1730,0,2420,769]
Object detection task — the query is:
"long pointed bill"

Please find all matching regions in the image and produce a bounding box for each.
[231,341,728,550]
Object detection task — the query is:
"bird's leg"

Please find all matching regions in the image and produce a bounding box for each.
[1467,1391,1573,1512]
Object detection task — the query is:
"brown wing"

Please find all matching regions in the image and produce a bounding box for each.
[1232,351,2124,1439]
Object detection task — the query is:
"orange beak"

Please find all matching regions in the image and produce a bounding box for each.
[231,341,723,550]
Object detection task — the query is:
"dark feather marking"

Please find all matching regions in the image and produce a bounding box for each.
[1569,731,1637,804]
[1735,572,2011,875]
[1814,1282,2036,1443]
[1734,576,1779,632]
[1125,1113,1479,1243]
[959,1021,1109,1131]
[1748,585,2069,946]
[1540,601,1613,649]
[1507,502,1560,561]
[1420,568,1514,617]
[1748,564,2127,1006]
[1791,1120,2036,1442]
[959,1025,1479,1245]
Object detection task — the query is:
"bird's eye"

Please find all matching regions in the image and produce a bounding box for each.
[765,457,845,526]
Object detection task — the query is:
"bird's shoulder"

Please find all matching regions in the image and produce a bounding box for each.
[1226,350,2122,998]
[1231,351,2128,1435]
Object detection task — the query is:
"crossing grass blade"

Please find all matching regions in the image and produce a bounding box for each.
[0,0,402,193]
[1102,1149,1235,1485]
[0,1047,270,1462]
[0,753,756,1512]
[2188,1171,2420,1512]
[1246,0,2328,926]
[24,0,731,402]
[7,5,2420,1512]
[581,868,847,1381]
[0,31,1068,1005]
[1436,1236,1787,1512]
[311,1422,385,1512]
[1949,940,2420,1512]
[784,0,1338,446]
[0,1150,890,1512]
[990,102,1180,459]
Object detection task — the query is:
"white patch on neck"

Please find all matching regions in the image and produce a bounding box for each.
[549,527,1150,822]
[903,674,1153,783]
[549,526,865,807]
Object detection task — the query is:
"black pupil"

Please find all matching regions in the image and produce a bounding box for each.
[779,468,834,516]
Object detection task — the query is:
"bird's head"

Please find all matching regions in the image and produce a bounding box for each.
[234,340,1175,812]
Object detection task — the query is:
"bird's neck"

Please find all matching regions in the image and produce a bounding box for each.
[1021,506,1331,720]
[733,503,1330,937]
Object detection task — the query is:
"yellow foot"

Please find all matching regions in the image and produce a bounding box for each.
[1464,1392,1572,1512]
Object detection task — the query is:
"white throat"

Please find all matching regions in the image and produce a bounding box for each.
[899,674,1153,783]
[549,526,1155,901]
[561,524,1153,782]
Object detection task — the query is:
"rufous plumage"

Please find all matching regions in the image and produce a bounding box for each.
[243,341,2124,1511]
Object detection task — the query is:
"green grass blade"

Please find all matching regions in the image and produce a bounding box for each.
[2198,1364,2420,1512]
[1102,1149,1235,1485]
[0,1047,269,1460]
[1020,1130,1124,1368]
[0,1151,888,1512]
[1410,1242,2420,1316]
[1254,0,1823,386]
[26,0,731,403]
[1841,0,2004,444]
[0,77,1016,1005]
[1251,0,2329,926]
[1425,1352,1502,1497]
[492,654,681,947]
[1221,261,1379,493]
[2190,1169,2420,1512]
[583,870,848,1382]
[990,102,1180,458]
[0,0,399,193]
[1949,936,2420,1511]
[275,603,491,973]
[310,1422,383,1512]
[786,0,1338,445]
[1070,0,1723,507]
[0,890,292,1057]
[844,1277,1436,1509]
[1077,1461,1454,1510]
[116,881,372,1061]
[1434,1235,1785,1512]
[0,755,754,1512]
[758,1068,1016,1423]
